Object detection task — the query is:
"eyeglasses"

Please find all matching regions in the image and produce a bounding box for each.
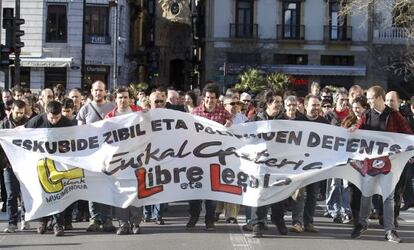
[154,100,164,104]
[227,101,243,106]
[242,100,251,103]
[322,105,332,108]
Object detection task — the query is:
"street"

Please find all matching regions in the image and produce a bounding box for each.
[1,201,414,250]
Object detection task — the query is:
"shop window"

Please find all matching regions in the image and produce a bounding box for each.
[274,54,308,65]
[227,53,260,64]
[45,68,67,89]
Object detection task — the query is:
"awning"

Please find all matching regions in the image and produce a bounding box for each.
[17,57,73,67]
[223,63,366,76]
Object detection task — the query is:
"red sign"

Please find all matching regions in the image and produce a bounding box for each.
[289,76,308,86]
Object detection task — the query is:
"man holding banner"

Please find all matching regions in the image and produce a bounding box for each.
[77,80,116,233]
[351,86,412,243]
[251,90,289,237]
[187,83,232,231]
[25,101,75,236]
[290,94,329,234]
[143,90,168,225]
[105,87,144,235]
[1,100,29,233]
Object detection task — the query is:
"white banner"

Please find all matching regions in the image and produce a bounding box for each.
[0,109,413,220]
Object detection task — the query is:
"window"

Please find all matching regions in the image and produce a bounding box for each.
[10,68,31,88]
[282,2,301,39]
[328,1,349,40]
[45,68,67,89]
[227,53,260,64]
[274,54,308,65]
[235,0,254,38]
[85,6,110,44]
[321,55,354,66]
[46,4,67,43]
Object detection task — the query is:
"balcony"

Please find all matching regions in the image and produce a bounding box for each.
[276,25,305,42]
[229,23,258,39]
[373,27,413,44]
[323,25,352,43]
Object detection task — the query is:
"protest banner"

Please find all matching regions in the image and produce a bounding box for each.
[0,109,413,220]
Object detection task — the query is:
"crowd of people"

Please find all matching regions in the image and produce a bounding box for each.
[0,81,413,243]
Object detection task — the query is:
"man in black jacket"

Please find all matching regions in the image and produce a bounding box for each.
[25,101,74,236]
[290,95,329,234]
[385,91,414,215]
[251,90,288,237]
[1,100,29,233]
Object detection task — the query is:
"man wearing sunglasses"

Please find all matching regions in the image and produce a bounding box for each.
[143,91,167,225]
[149,92,166,109]
[213,96,248,224]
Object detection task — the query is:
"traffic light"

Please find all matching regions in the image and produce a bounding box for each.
[13,17,25,52]
[0,44,14,67]
[3,8,14,47]
[2,8,13,29]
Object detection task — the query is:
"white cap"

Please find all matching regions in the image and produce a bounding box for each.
[240,92,252,101]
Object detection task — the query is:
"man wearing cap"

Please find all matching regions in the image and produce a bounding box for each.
[215,96,247,223]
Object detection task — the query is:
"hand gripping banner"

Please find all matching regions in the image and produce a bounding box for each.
[0,109,413,220]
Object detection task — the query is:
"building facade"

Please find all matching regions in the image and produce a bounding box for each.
[201,0,374,94]
[0,0,139,91]
[370,0,414,98]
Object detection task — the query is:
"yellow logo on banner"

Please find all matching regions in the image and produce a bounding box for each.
[37,158,84,193]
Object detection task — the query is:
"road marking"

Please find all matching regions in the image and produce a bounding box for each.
[228,219,264,250]
[230,231,251,250]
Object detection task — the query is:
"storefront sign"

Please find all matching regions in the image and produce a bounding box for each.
[86,65,109,73]
[87,35,111,44]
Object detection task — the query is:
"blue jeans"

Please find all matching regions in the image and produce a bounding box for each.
[359,191,395,233]
[325,178,352,217]
[144,204,164,220]
[4,167,22,226]
[292,182,319,226]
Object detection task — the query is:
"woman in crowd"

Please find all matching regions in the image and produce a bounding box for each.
[341,96,369,225]
[184,91,197,113]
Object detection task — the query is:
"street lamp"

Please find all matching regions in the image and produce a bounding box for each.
[109,0,118,89]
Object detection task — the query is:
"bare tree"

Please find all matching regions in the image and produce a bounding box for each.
[341,0,414,81]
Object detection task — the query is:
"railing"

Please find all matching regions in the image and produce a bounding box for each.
[229,23,258,39]
[276,24,305,41]
[323,25,352,42]
[374,27,413,44]
[377,27,409,39]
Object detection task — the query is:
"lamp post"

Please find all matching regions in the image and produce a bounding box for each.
[81,0,86,90]
[14,0,21,87]
[109,0,118,89]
